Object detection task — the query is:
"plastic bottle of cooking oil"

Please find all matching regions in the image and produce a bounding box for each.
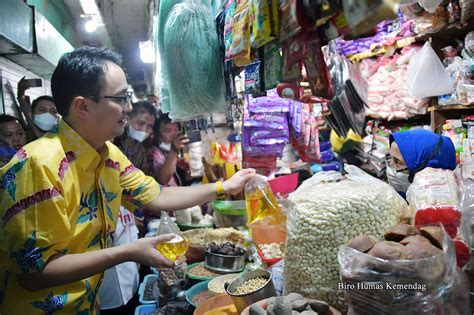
[245,175,285,225]
[156,234,189,261]
[156,211,189,261]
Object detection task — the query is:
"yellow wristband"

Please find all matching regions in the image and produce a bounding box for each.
[216,181,225,195]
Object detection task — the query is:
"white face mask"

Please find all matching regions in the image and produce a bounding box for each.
[159,142,172,152]
[386,166,410,193]
[127,125,150,143]
[34,113,57,131]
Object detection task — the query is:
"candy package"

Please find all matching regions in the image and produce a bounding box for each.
[278,0,302,42]
[247,93,291,114]
[264,41,282,89]
[282,33,308,66]
[224,0,237,61]
[304,33,333,100]
[281,47,303,82]
[250,0,275,48]
[232,8,252,66]
[245,61,264,94]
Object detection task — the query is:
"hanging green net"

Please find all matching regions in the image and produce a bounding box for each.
[157,0,225,120]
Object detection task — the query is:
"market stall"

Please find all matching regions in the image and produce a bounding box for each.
[135,0,474,313]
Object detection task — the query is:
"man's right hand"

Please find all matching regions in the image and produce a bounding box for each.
[127,233,175,268]
[17,77,30,97]
[171,133,190,153]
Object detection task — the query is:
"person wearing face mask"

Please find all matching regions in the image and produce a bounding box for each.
[114,101,156,175]
[387,129,456,196]
[151,113,190,187]
[17,78,59,141]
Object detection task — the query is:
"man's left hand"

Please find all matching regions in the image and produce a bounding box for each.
[222,168,256,195]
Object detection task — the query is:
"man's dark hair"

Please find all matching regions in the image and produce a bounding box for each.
[31,95,55,113]
[129,101,157,119]
[0,114,21,125]
[51,46,123,117]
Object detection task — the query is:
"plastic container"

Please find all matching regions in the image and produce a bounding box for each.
[134,304,157,315]
[210,200,247,228]
[186,280,211,307]
[194,294,236,315]
[187,262,220,281]
[138,274,159,305]
[250,223,286,267]
[208,273,241,296]
[268,173,299,196]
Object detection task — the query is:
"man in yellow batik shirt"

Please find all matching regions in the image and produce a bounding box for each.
[0,46,255,314]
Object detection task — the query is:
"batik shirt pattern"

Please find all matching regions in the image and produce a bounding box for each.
[0,119,160,314]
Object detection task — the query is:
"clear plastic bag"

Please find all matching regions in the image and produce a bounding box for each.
[407,168,471,268]
[244,175,285,225]
[156,212,189,261]
[407,42,454,98]
[407,168,461,237]
[284,165,408,311]
[338,224,470,315]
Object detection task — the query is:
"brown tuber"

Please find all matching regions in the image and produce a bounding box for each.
[384,223,419,242]
[419,226,444,249]
[346,235,377,253]
[368,241,407,260]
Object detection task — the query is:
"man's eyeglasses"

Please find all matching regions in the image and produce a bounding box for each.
[89,91,133,106]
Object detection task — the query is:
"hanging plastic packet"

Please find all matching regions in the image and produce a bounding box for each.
[245,61,263,94]
[269,0,279,37]
[245,175,286,225]
[304,33,333,100]
[281,46,302,82]
[224,0,237,61]
[250,0,274,48]
[232,8,252,66]
[263,42,282,90]
[283,33,308,66]
[156,212,189,261]
[278,0,302,42]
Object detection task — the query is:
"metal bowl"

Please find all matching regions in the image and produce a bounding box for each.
[225,269,277,313]
[204,250,246,274]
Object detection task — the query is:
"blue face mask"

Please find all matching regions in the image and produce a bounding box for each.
[34,113,57,131]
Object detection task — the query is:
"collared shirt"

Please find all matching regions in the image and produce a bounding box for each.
[0,119,161,314]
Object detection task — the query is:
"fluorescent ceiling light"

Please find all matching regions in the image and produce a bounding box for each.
[79,0,100,15]
[139,41,155,64]
[85,19,98,33]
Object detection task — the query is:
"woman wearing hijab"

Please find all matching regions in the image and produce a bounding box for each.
[387,129,456,195]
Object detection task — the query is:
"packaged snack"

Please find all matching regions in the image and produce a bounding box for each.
[282,33,308,66]
[245,61,263,94]
[304,33,333,99]
[224,0,237,61]
[263,41,282,89]
[232,8,252,66]
[250,0,275,48]
[278,0,301,42]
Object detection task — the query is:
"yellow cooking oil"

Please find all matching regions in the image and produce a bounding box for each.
[245,186,285,225]
[156,235,189,261]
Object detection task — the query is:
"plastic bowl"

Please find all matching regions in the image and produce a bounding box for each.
[138,274,159,305]
[185,280,210,307]
[194,294,237,315]
[207,273,241,296]
[268,173,298,196]
[186,262,220,281]
[134,304,157,315]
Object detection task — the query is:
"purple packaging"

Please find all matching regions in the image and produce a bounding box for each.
[242,127,285,157]
[319,141,331,152]
[247,94,291,114]
[320,149,334,163]
[289,101,302,135]
[321,160,340,171]
[243,113,288,129]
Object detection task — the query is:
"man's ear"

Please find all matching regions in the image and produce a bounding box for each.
[71,96,91,120]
